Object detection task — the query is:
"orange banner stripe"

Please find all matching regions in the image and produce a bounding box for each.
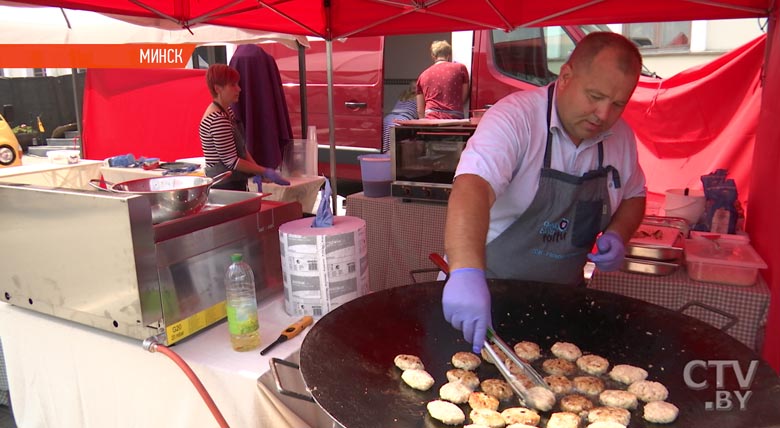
[0,44,197,68]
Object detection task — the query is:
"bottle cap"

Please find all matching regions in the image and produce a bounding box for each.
[230,253,243,262]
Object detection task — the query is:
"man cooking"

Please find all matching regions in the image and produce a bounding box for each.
[441,32,647,354]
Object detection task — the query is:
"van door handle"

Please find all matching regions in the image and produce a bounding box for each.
[344,101,367,110]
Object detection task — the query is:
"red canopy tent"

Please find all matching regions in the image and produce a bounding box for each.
[2,0,771,39]
[6,0,779,370]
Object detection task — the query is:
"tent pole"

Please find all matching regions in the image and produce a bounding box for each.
[71,69,82,155]
[327,40,338,214]
[297,40,308,136]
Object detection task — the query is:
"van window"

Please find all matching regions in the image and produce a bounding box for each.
[492,27,568,86]
[543,27,577,76]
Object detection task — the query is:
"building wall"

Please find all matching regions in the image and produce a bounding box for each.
[609,19,766,78]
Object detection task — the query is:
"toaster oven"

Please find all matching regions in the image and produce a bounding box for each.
[390,124,476,202]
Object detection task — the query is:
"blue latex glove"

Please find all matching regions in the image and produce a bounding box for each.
[587,231,626,272]
[257,169,290,186]
[442,268,491,353]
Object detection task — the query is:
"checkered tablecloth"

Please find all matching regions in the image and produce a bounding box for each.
[589,268,770,351]
[346,193,447,292]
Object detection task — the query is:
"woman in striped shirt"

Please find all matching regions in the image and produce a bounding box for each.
[200,64,289,191]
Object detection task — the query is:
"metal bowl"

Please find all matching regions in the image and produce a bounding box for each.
[90,172,230,223]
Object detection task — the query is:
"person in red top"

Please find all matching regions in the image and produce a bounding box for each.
[416,40,470,119]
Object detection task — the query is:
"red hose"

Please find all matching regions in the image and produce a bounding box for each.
[154,344,230,428]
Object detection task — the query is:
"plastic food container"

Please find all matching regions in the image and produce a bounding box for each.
[47,150,81,165]
[684,238,767,286]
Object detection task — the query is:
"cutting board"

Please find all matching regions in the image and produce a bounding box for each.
[630,224,682,247]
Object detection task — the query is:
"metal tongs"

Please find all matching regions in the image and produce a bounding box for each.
[427,253,552,409]
[483,327,550,409]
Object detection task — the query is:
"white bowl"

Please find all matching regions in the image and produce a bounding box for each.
[47,150,81,165]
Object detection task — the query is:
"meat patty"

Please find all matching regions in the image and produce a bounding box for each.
[394,354,424,371]
[401,368,434,391]
[643,400,679,423]
[468,392,500,411]
[513,341,542,362]
[446,368,481,390]
[500,407,540,426]
[469,408,505,428]
[546,411,581,428]
[587,406,631,426]
[542,358,576,376]
[573,376,606,396]
[608,364,648,385]
[599,389,638,410]
[551,342,582,361]
[452,351,482,371]
[559,393,594,414]
[439,381,472,404]
[480,378,514,401]
[427,400,465,425]
[628,380,669,403]
[576,354,610,376]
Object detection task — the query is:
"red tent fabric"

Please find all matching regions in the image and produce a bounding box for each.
[749,7,780,370]
[6,0,772,39]
[625,35,765,202]
[82,68,209,162]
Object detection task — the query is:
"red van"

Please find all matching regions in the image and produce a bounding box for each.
[261,24,610,182]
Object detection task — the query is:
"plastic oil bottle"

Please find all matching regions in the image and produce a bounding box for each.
[224,253,260,351]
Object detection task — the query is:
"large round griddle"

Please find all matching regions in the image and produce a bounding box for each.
[299,280,780,427]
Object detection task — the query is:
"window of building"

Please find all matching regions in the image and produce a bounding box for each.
[191,45,227,69]
[624,22,691,51]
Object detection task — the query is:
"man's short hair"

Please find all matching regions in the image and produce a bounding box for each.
[568,32,642,76]
[431,40,452,59]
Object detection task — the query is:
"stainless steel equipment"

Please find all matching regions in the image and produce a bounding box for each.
[0,183,301,345]
[623,216,688,276]
[89,171,231,224]
[390,124,476,202]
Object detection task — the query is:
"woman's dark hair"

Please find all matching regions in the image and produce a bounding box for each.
[205,64,240,98]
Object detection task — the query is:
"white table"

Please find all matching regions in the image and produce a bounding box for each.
[0,157,102,190]
[0,295,335,428]
[256,176,326,214]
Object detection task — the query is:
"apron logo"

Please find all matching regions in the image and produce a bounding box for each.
[539,219,570,243]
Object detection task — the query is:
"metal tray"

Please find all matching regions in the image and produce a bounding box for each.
[622,256,680,275]
[642,214,691,237]
[626,243,684,261]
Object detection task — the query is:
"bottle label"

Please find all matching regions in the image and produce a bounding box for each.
[711,207,731,234]
[226,300,259,335]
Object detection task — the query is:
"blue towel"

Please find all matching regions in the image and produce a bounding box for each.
[311,178,334,228]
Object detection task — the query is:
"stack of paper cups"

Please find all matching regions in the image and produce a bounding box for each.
[279,216,369,318]
[305,126,318,177]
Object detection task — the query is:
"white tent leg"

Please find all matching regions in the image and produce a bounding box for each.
[327,39,338,214]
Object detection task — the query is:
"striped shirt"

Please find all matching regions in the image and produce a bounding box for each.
[200,106,239,170]
[382,99,418,153]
